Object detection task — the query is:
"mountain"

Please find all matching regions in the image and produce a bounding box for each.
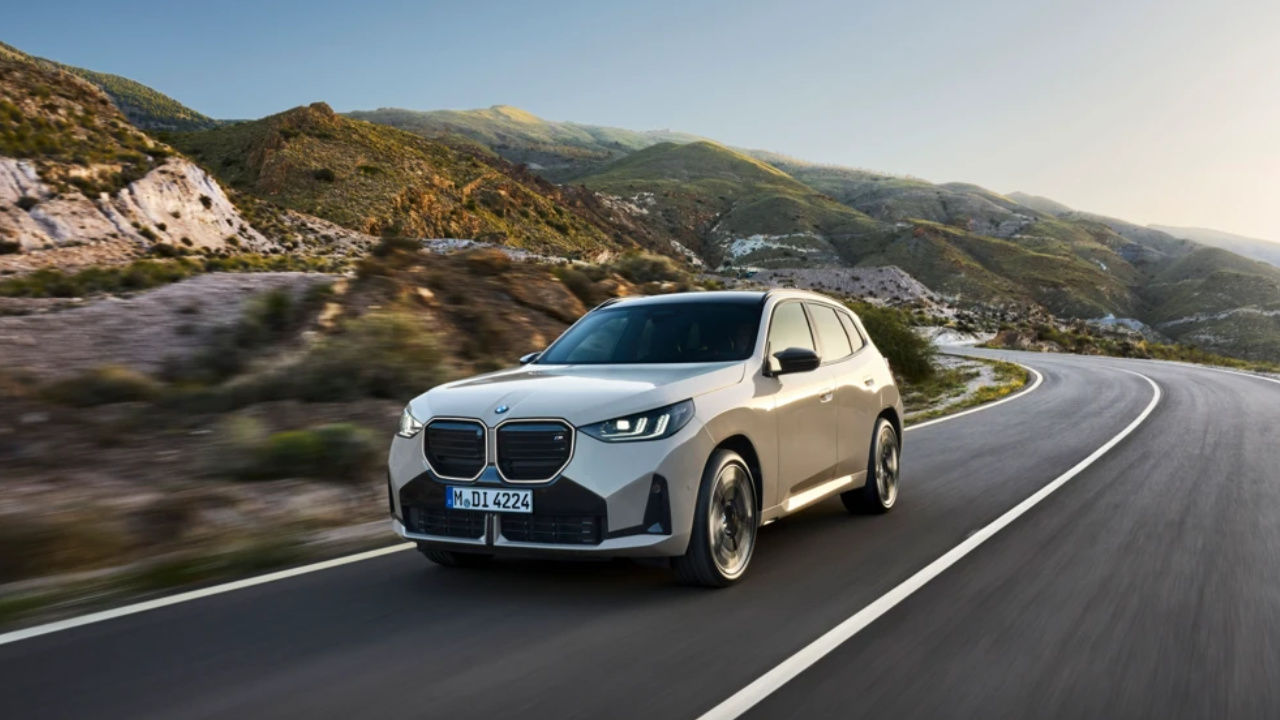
[577,141,885,268]
[1150,225,1280,269]
[0,41,218,131]
[0,43,271,272]
[347,105,704,182]
[1006,191,1074,216]
[167,102,662,257]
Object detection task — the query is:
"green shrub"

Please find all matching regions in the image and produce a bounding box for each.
[462,247,512,275]
[608,252,685,284]
[238,423,379,482]
[553,265,605,306]
[847,301,935,382]
[40,365,162,406]
[312,167,336,182]
[283,311,447,401]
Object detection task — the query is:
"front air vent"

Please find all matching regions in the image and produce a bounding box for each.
[423,419,486,480]
[501,514,602,545]
[495,420,573,483]
[406,506,486,539]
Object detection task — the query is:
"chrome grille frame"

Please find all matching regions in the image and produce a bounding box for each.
[493,418,575,484]
[422,417,488,482]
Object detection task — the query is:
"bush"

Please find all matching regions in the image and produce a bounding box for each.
[847,301,935,382]
[553,265,605,306]
[41,365,162,406]
[237,423,380,482]
[0,240,19,255]
[462,248,512,275]
[312,167,336,182]
[608,252,686,284]
[282,311,447,401]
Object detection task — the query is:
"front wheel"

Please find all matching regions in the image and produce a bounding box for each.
[672,449,758,587]
[842,417,900,514]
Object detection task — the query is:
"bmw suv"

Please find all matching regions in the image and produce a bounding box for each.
[388,289,904,586]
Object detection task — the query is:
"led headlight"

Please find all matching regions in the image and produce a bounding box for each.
[581,399,694,442]
[398,406,425,438]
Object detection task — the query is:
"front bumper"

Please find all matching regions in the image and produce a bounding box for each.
[387,418,713,558]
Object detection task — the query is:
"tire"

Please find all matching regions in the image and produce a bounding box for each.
[672,449,759,588]
[418,545,493,568]
[842,417,900,515]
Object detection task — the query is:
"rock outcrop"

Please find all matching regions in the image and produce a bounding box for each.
[0,156,271,272]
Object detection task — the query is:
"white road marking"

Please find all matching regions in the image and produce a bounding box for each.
[906,363,1044,432]
[0,543,415,647]
[696,368,1162,720]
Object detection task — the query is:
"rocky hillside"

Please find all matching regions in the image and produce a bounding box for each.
[0,47,271,272]
[0,41,218,131]
[578,141,883,268]
[348,105,704,182]
[168,103,671,259]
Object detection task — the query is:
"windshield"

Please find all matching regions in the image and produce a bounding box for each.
[538,302,761,364]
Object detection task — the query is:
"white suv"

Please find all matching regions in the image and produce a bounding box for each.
[388,289,904,586]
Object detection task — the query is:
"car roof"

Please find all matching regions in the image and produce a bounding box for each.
[598,288,845,310]
[600,291,767,308]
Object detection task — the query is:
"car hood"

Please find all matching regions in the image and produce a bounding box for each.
[410,362,746,427]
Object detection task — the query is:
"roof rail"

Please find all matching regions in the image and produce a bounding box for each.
[592,297,627,311]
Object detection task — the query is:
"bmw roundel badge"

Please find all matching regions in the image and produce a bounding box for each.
[494,404,509,414]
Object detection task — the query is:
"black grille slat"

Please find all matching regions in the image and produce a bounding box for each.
[501,514,601,545]
[406,506,485,539]
[424,420,486,479]
[496,421,572,482]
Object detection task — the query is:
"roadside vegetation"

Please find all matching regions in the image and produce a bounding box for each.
[984,321,1280,373]
[903,360,1029,424]
[0,254,347,298]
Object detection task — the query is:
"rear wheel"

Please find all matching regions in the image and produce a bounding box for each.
[418,545,493,568]
[672,449,758,587]
[842,417,900,514]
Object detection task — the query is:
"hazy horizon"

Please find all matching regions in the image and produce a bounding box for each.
[7,0,1277,241]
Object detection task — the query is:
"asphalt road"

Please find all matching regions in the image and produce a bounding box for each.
[4,350,1280,719]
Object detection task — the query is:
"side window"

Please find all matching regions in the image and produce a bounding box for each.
[808,304,854,361]
[838,311,866,353]
[767,302,815,357]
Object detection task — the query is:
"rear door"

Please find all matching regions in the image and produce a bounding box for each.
[767,301,838,500]
[806,303,878,482]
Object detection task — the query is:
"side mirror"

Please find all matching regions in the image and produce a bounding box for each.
[771,347,821,375]
[519,351,542,365]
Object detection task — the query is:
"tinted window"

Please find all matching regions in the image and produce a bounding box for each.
[767,302,815,354]
[808,304,854,360]
[838,312,866,352]
[538,302,760,364]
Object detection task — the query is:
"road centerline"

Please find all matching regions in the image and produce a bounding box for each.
[696,368,1162,720]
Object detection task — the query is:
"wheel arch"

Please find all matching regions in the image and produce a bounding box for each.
[714,434,765,511]
[878,406,902,445]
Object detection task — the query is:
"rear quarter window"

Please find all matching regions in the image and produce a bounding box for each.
[807,303,854,361]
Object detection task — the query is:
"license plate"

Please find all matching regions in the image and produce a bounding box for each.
[445,486,533,513]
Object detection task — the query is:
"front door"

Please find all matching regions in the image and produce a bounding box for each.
[766,301,838,502]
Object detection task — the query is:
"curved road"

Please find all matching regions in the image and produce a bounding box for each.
[4,350,1280,719]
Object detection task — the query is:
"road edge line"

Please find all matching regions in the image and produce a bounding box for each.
[696,368,1161,720]
[906,362,1043,432]
[0,542,415,647]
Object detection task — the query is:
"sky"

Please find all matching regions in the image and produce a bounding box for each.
[7,0,1278,240]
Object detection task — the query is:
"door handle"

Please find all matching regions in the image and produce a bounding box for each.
[819,389,835,403]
